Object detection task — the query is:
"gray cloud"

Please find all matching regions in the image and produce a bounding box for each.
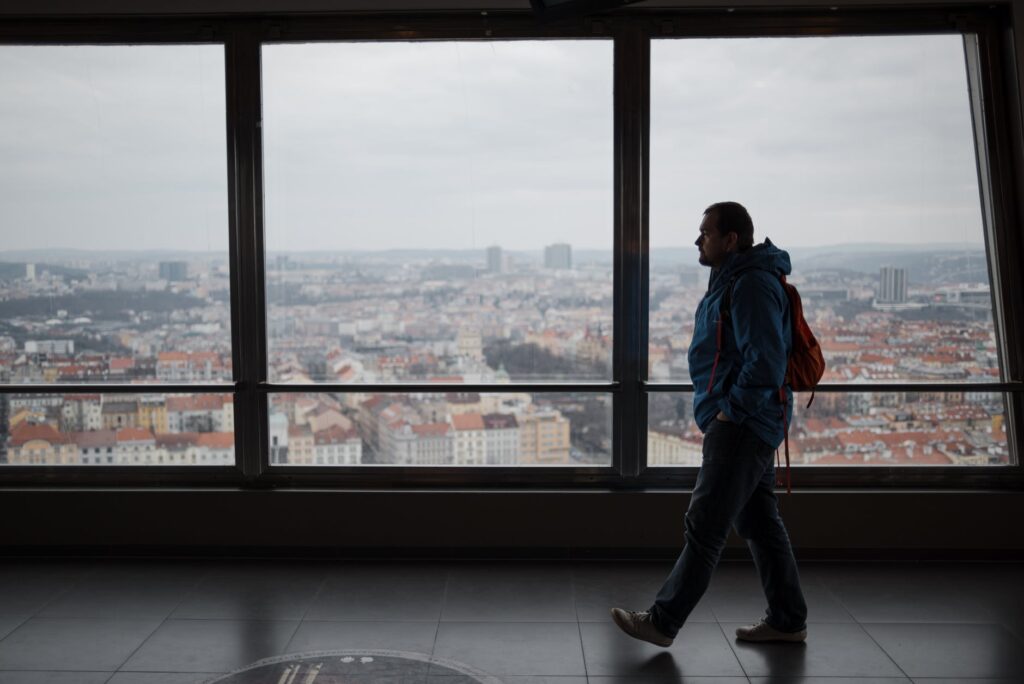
[0,35,984,254]
[650,34,983,249]
[0,44,228,253]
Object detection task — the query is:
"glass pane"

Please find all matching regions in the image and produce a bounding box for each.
[649,36,999,385]
[647,391,1010,467]
[0,392,235,466]
[269,392,611,466]
[262,41,613,383]
[0,45,231,385]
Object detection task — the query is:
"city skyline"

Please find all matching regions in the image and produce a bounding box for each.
[0,238,989,261]
[0,241,1007,468]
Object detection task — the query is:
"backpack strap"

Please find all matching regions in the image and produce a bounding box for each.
[778,386,792,495]
[778,275,792,494]
[706,275,738,393]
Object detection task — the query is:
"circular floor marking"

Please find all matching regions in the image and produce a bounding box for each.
[208,648,503,683]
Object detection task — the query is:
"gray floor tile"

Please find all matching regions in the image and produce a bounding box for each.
[306,564,447,621]
[0,561,91,590]
[0,617,27,643]
[285,619,438,654]
[38,565,203,621]
[500,678,589,683]
[581,621,744,678]
[442,562,576,622]
[0,673,111,684]
[0,617,160,671]
[0,565,81,619]
[171,563,325,621]
[572,562,715,623]
[863,622,1024,679]
[748,678,910,683]
[120,619,299,673]
[721,621,905,678]
[433,621,585,676]
[814,563,1008,623]
[587,677,749,683]
[0,559,1018,681]
[706,564,853,623]
[107,675,223,684]
[909,679,1023,683]
[37,587,187,622]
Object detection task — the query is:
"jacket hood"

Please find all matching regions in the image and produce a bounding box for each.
[711,237,792,288]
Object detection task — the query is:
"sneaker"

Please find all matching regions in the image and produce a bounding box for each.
[610,607,674,647]
[735,619,807,643]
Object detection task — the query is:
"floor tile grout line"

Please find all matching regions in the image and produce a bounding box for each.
[850,619,915,681]
[106,560,214,676]
[437,561,451,625]
[426,563,451,678]
[812,567,864,626]
[0,561,96,646]
[714,618,752,682]
[0,614,37,649]
[0,561,172,657]
[283,564,332,654]
[813,562,977,679]
[570,564,590,683]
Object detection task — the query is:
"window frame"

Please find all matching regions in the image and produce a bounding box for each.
[0,7,1020,489]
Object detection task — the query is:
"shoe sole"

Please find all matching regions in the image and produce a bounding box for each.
[610,609,673,648]
[735,630,807,643]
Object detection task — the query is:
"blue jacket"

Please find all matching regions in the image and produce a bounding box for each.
[688,238,793,449]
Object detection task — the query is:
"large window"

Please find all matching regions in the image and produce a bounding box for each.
[0,44,235,467]
[0,10,1020,485]
[260,40,614,467]
[648,35,1011,468]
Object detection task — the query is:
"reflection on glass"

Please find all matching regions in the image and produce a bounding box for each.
[1,393,235,466]
[649,36,999,384]
[269,392,611,466]
[262,41,613,383]
[647,391,1009,467]
[0,45,231,385]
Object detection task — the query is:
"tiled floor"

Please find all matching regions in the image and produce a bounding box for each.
[0,558,1021,683]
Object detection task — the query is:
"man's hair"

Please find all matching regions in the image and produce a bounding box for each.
[704,201,755,252]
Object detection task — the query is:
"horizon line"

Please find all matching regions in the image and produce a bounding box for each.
[0,241,987,256]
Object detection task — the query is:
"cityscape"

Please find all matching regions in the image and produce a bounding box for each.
[0,242,1008,467]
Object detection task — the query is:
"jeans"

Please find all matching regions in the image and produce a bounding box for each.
[649,418,807,638]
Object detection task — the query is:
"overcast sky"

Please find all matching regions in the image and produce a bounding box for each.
[0,34,984,253]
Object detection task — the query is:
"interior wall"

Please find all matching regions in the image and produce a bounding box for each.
[1,489,1022,557]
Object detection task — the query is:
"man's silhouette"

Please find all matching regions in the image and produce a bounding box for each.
[612,201,808,647]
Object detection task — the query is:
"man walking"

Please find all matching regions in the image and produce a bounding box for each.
[612,201,807,647]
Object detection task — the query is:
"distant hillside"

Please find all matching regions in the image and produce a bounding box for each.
[791,249,989,284]
[652,244,989,285]
[0,249,226,262]
[0,244,990,284]
[0,291,206,320]
[0,262,89,281]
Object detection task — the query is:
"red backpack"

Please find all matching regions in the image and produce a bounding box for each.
[710,273,826,493]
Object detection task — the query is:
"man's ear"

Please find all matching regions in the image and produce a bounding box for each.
[727,231,739,252]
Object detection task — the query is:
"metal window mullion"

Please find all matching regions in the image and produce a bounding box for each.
[258,383,619,394]
[644,382,1024,393]
[614,26,649,481]
[964,20,1024,470]
[0,384,235,394]
[964,31,1018,385]
[227,23,269,484]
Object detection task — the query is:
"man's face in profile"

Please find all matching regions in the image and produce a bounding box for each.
[694,211,733,268]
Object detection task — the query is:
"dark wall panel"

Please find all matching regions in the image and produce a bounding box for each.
[2,489,1022,556]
